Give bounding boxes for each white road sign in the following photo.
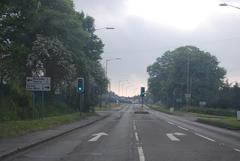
[26,77,51,91]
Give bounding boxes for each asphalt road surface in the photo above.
[4,104,240,161]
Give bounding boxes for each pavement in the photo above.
[1,104,240,161]
[0,109,116,160]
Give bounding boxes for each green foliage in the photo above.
[0,112,95,138]
[0,0,108,121]
[197,117,240,130]
[147,46,226,107]
[180,107,236,117]
[213,82,240,109]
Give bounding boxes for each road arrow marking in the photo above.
[167,133,180,141]
[166,132,186,141]
[174,132,186,136]
[88,132,108,142]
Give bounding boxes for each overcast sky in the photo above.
[74,0,240,96]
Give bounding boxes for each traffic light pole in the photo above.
[79,93,84,116]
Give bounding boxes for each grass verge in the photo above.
[197,117,240,130]
[94,103,121,111]
[148,104,240,130]
[0,112,95,139]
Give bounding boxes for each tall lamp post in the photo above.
[125,85,135,97]
[219,3,240,10]
[118,80,128,96]
[105,58,121,79]
[105,58,121,104]
[95,27,115,31]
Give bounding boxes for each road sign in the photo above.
[26,77,51,91]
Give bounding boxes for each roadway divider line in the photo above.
[234,148,240,152]
[133,120,137,131]
[194,133,216,142]
[138,146,146,161]
[177,125,189,131]
[135,132,139,142]
[167,121,175,125]
[133,124,137,131]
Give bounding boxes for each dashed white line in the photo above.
[166,133,180,141]
[167,121,175,125]
[138,146,146,161]
[177,125,189,131]
[195,133,216,142]
[234,148,240,152]
[135,132,139,142]
[133,120,137,131]
[133,125,136,131]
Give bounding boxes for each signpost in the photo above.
[26,77,51,91]
[26,77,51,119]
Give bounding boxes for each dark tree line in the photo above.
[147,46,240,109]
[0,0,108,120]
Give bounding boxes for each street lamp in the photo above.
[125,85,135,97]
[95,27,115,31]
[219,3,240,10]
[121,81,131,96]
[105,58,121,77]
[118,80,128,96]
[105,58,121,100]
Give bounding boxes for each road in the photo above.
[4,104,240,161]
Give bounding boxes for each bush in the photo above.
[180,107,236,117]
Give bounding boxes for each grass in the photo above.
[94,104,112,111]
[148,104,240,130]
[149,104,182,115]
[197,117,240,130]
[0,112,95,139]
[94,103,121,111]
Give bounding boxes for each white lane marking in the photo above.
[88,132,108,142]
[234,148,240,152]
[194,133,216,142]
[174,132,185,136]
[167,121,175,125]
[177,126,189,131]
[133,120,137,131]
[138,147,146,161]
[135,132,139,142]
[166,133,180,141]
[133,124,137,131]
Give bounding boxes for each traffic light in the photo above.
[140,87,145,97]
[77,78,84,93]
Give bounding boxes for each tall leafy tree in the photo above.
[147,46,226,107]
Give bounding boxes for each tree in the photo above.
[147,46,226,107]
[0,0,108,119]
[27,35,75,91]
